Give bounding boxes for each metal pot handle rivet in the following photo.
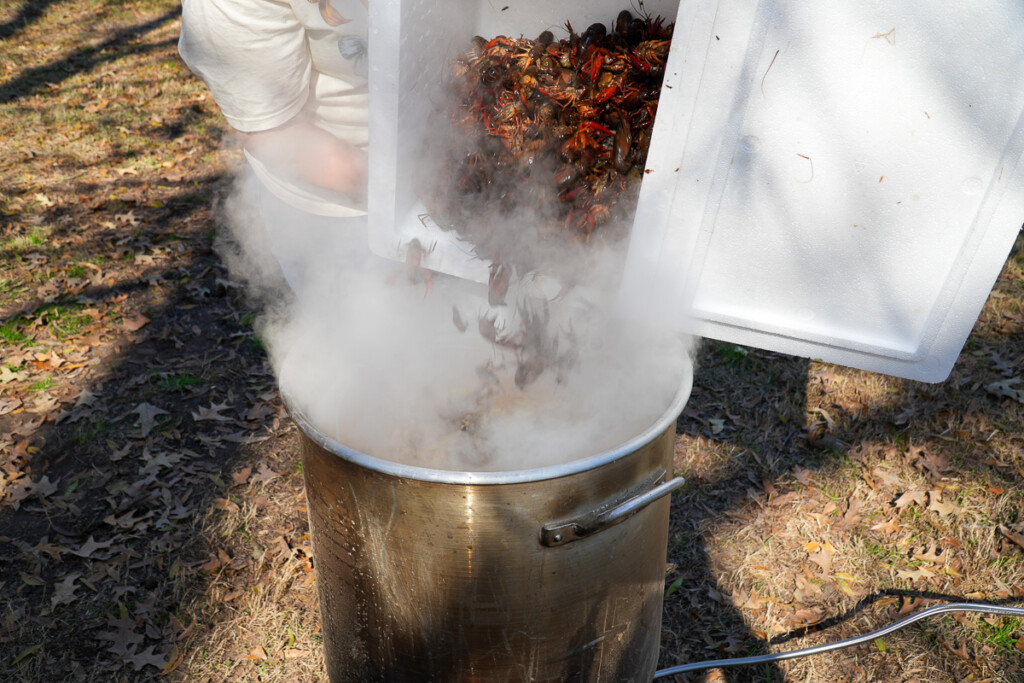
[540,476,685,547]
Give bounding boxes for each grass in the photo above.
[27,376,57,393]
[0,276,27,302]
[2,227,50,253]
[0,1,1022,682]
[34,302,94,340]
[153,371,201,393]
[73,418,113,445]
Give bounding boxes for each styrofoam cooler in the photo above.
[367,0,1024,382]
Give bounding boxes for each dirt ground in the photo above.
[1,2,1023,682]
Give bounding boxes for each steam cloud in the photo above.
[217,39,693,473]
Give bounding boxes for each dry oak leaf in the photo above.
[805,540,835,575]
[916,449,955,482]
[69,536,115,559]
[792,468,814,486]
[871,517,901,536]
[231,465,253,487]
[895,490,927,509]
[50,573,81,609]
[896,566,935,582]
[836,498,864,530]
[124,644,168,672]
[120,313,150,332]
[251,462,280,485]
[941,638,971,660]
[246,646,269,661]
[132,403,168,437]
[191,401,232,422]
[927,490,959,517]
[870,467,902,489]
[786,606,826,626]
[912,545,946,564]
[998,525,1024,551]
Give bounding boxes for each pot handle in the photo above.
[540,474,685,547]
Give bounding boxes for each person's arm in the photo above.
[236,122,367,197]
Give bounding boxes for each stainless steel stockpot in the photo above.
[286,365,692,683]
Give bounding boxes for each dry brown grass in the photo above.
[1,1,1022,681]
[172,441,327,682]
[662,245,1024,681]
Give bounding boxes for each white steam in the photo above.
[220,149,693,473]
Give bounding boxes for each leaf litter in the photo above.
[0,1,1023,682]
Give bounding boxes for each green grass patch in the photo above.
[0,318,33,346]
[3,226,50,253]
[716,343,751,368]
[73,418,113,445]
[67,264,88,279]
[0,277,27,301]
[28,376,57,393]
[38,302,92,340]
[154,372,200,393]
[975,617,1022,652]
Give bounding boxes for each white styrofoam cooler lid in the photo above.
[368,0,1024,383]
[620,0,1024,382]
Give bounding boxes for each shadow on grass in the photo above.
[0,6,181,105]
[662,248,1024,683]
[0,0,63,42]
[0,171,292,680]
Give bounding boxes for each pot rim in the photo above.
[282,361,692,485]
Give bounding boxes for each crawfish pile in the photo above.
[427,10,672,279]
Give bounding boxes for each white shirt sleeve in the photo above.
[178,0,311,132]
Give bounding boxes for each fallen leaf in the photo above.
[120,313,150,332]
[0,366,28,384]
[251,462,280,485]
[124,644,168,671]
[895,490,927,509]
[68,536,114,559]
[0,396,23,416]
[12,643,43,665]
[895,597,928,616]
[999,525,1024,551]
[912,545,946,564]
[50,573,81,609]
[231,466,253,486]
[213,498,240,513]
[896,566,936,582]
[30,475,58,500]
[787,606,825,626]
[915,449,955,482]
[927,490,959,517]
[161,646,184,675]
[792,468,814,486]
[871,517,901,536]
[809,542,835,575]
[941,638,971,660]
[132,403,168,437]
[20,571,45,586]
[244,403,276,422]
[191,401,232,422]
[837,498,864,529]
[247,646,268,660]
[984,378,1024,403]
